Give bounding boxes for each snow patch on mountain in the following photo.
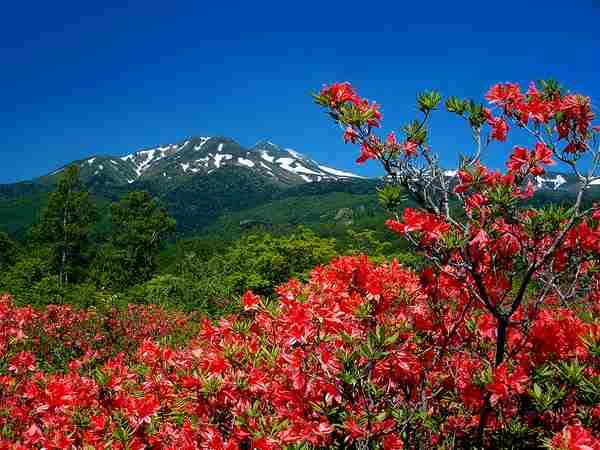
[318,165,363,178]
[535,174,566,190]
[260,151,275,163]
[214,153,233,169]
[194,137,211,151]
[238,158,255,167]
[285,148,304,160]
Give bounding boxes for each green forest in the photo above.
[0,165,414,314]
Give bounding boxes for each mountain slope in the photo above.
[0,136,373,236]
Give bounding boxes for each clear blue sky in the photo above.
[1,0,598,183]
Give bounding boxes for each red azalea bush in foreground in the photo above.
[1,80,600,448]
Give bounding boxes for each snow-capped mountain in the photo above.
[43,136,363,188]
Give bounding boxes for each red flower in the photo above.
[356,141,381,163]
[320,82,357,107]
[242,290,261,311]
[343,126,359,144]
[486,82,524,113]
[488,117,509,141]
[549,423,600,450]
[403,140,418,157]
[507,146,530,173]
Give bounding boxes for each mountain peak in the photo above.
[39,135,364,188]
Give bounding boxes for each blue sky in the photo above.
[1,1,598,183]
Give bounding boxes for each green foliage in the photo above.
[417,90,442,112]
[109,191,176,285]
[125,274,225,315]
[173,228,337,301]
[377,185,407,214]
[0,231,16,269]
[31,165,97,285]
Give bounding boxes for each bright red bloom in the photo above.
[403,140,418,156]
[549,424,600,450]
[242,290,261,311]
[488,116,509,141]
[507,146,530,173]
[319,82,357,107]
[343,126,359,144]
[486,82,524,112]
[356,141,381,163]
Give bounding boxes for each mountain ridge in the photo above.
[30,136,364,191]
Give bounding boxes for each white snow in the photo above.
[276,157,321,175]
[318,165,362,178]
[237,157,255,167]
[119,141,186,178]
[535,174,567,190]
[98,165,103,170]
[444,170,458,177]
[111,160,118,165]
[87,158,96,165]
[194,137,211,151]
[181,163,190,172]
[214,153,232,168]
[300,175,313,182]
[285,148,304,160]
[217,143,224,152]
[590,177,600,185]
[127,179,135,184]
[260,151,275,163]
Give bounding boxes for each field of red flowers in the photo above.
[1,253,599,449]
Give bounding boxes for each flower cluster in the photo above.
[314,80,600,447]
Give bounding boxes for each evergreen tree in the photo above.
[32,165,96,285]
[109,191,176,285]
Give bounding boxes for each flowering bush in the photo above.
[1,80,600,448]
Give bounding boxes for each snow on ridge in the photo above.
[181,163,190,172]
[260,151,275,163]
[194,137,211,151]
[300,174,313,182]
[276,157,320,176]
[238,158,255,167]
[285,148,304,160]
[318,165,362,178]
[214,153,232,169]
[444,170,458,177]
[87,157,96,165]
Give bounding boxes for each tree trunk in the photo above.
[477,316,509,446]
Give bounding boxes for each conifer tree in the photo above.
[33,165,96,285]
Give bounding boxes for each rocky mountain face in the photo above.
[36,136,363,192]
